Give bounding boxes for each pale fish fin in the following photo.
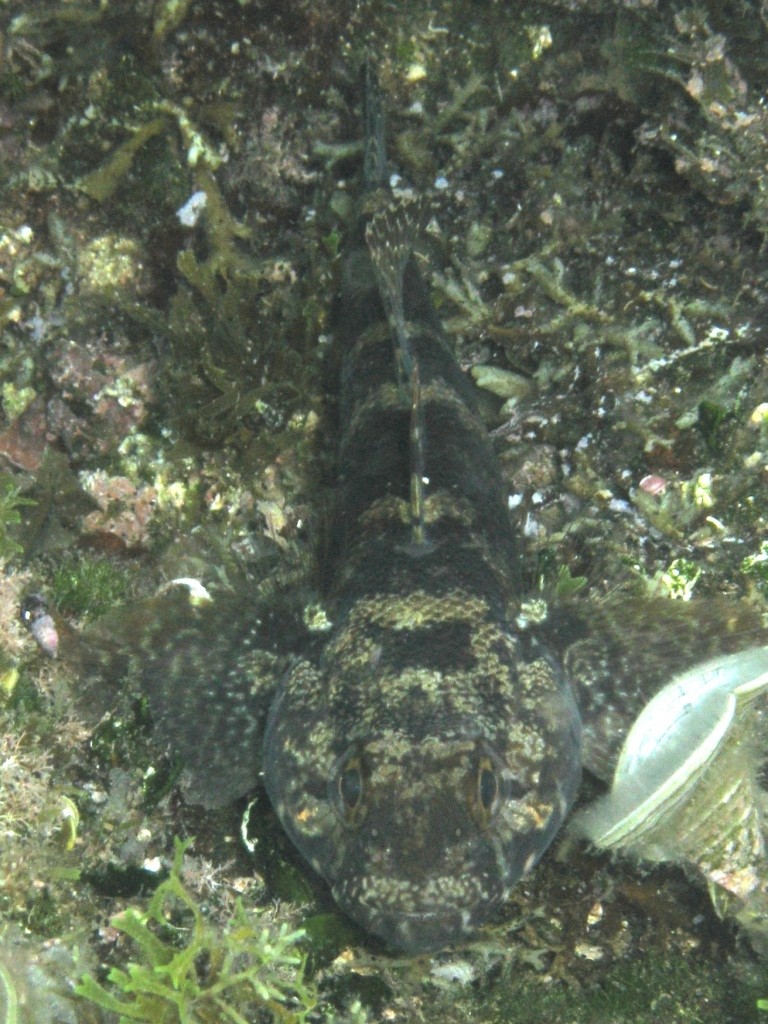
[365,198,427,382]
[366,198,432,553]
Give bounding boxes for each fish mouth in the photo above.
[336,888,482,953]
[367,907,477,954]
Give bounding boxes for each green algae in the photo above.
[151,0,195,47]
[741,542,768,597]
[51,552,135,621]
[77,118,169,203]
[0,475,35,560]
[76,838,315,1024]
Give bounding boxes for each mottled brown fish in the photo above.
[22,64,768,955]
[261,64,582,952]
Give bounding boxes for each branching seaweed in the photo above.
[0,473,35,561]
[76,838,315,1024]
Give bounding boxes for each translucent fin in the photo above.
[552,595,768,781]
[365,198,432,552]
[115,589,285,807]
[365,199,426,383]
[362,59,387,192]
[21,585,290,808]
[572,644,768,956]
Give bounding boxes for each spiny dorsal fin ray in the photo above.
[365,198,433,553]
[408,355,433,553]
[362,59,387,192]
[365,197,428,383]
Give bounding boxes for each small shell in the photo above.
[574,645,768,951]
[575,647,768,851]
[19,593,59,658]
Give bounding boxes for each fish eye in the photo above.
[478,758,498,812]
[335,753,366,823]
[468,753,505,831]
[340,762,362,809]
[466,749,520,827]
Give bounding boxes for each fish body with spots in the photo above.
[262,67,582,951]
[23,66,768,955]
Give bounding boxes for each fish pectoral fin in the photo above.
[21,584,288,807]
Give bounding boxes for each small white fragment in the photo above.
[176,190,207,227]
[608,498,631,514]
[430,960,477,985]
[523,512,540,538]
[586,901,604,927]
[406,63,427,83]
[575,942,605,962]
[241,797,259,854]
[163,578,213,605]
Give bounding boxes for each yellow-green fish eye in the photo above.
[466,753,501,827]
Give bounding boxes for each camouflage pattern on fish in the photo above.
[261,64,582,951]
[21,64,768,955]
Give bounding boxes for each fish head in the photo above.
[263,655,581,952]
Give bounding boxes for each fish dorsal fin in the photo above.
[408,355,432,553]
[365,198,426,382]
[365,199,433,554]
[362,59,387,192]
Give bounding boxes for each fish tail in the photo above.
[333,64,520,594]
